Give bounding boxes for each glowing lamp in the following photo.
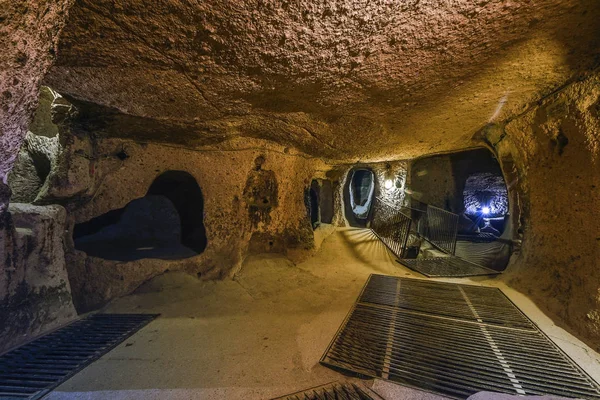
[482,206,490,215]
[384,179,393,190]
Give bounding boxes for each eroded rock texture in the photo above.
[0,0,75,353]
[0,203,76,353]
[2,0,600,353]
[57,134,323,311]
[44,0,600,160]
[488,70,600,348]
[0,0,73,199]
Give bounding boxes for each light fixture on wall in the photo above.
[384,179,394,190]
[482,206,490,215]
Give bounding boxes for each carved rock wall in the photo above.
[490,70,600,349]
[0,203,76,353]
[57,137,323,312]
[0,1,73,200]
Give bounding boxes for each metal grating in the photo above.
[425,206,459,255]
[399,256,501,278]
[457,232,499,243]
[454,240,509,272]
[358,275,531,329]
[371,197,412,259]
[321,275,600,399]
[0,313,158,400]
[271,381,384,400]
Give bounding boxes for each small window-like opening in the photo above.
[73,171,206,261]
[350,169,374,219]
[343,168,375,227]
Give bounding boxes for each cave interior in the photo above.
[1,1,600,399]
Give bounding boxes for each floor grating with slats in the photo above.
[456,233,499,243]
[399,256,500,277]
[0,313,158,400]
[321,275,600,399]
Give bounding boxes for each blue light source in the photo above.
[482,206,490,215]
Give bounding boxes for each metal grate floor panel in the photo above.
[456,232,499,243]
[321,275,600,399]
[399,256,500,277]
[0,313,158,400]
[358,275,532,329]
[271,381,384,400]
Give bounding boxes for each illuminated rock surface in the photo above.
[1,0,600,379]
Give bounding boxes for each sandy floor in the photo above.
[48,227,600,399]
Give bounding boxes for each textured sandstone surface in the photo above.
[0,203,76,353]
[44,0,600,160]
[0,0,73,204]
[57,135,325,311]
[490,70,600,349]
[2,0,600,357]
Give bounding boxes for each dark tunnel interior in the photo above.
[74,171,206,261]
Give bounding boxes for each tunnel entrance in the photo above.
[74,171,206,261]
[306,179,334,229]
[463,172,509,237]
[409,148,509,238]
[146,171,207,253]
[319,179,334,224]
[344,169,375,227]
[406,148,512,272]
[309,180,320,229]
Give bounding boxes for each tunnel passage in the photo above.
[463,172,509,236]
[309,180,320,229]
[74,171,206,261]
[344,169,375,227]
[409,148,509,237]
[407,148,512,271]
[319,179,334,224]
[147,171,207,253]
[454,150,509,238]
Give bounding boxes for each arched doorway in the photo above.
[319,179,334,224]
[343,168,375,227]
[147,171,207,253]
[74,171,206,261]
[463,171,509,236]
[309,180,320,229]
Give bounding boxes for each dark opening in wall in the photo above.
[73,171,206,261]
[309,180,320,229]
[463,172,509,235]
[29,151,52,184]
[408,148,512,271]
[409,148,509,235]
[147,171,207,253]
[343,168,375,227]
[319,179,334,224]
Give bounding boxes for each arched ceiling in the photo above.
[45,0,600,161]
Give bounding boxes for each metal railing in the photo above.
[425,205,459,255]
[371,197,459,258]
[371,197,412,259]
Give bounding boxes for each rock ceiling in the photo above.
[45,0,600,161]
